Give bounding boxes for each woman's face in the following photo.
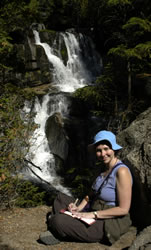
[95,143,115,165]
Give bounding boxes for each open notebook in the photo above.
[60,209,96,225]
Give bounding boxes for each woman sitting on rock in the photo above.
[39,130,133,245]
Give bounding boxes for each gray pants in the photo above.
[48,192,105,243]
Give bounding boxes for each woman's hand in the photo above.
[68,202,79,213]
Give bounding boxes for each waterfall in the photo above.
[23,30,102,194]
[33,30,92,93]
[23,94,70,194]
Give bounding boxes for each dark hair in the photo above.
[95,140,112,148]
[95,140,120,156]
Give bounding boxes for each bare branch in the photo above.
[24,158,42,171]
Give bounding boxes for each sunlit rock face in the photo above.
[118,107,151,228]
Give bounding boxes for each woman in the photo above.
[39,130,133,245]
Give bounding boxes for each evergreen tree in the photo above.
[108,17,151,109]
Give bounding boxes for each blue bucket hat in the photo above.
[91,130,122,150]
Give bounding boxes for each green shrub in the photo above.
[0,83,36,208]
[15,180,46,208]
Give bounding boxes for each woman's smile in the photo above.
[96,144,115,166]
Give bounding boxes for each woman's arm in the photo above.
[96,167,132,218]
[72,167,132,219]
[68,196,89,212]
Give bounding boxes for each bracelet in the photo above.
[93,211,98,219]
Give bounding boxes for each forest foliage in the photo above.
[0,0,151,207]
[0,0,150,106]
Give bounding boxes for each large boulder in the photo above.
[117,107,151,229]
[45,112,69,161]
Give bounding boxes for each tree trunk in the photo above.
[127,61,132,110]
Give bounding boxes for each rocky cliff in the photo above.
[118,107,151,229]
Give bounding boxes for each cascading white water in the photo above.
[24,94,70,194]
[23,30,102,194]
[33,30,91,93]
[61,32,92,84]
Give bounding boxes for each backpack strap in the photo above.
[97,162,124,194]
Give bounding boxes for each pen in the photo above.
[74,198,79,205]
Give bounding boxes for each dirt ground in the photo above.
[0,205,137,250]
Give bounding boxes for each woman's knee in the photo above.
[49,214,66,232]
